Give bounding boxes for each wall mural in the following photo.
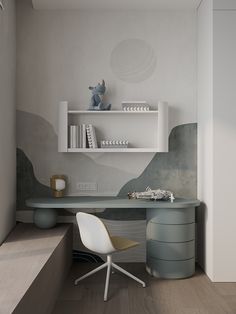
[17,110,197,262]
[16,3,198,262]
[16,110,151,198]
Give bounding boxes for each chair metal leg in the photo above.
[112,262,146,287]
[104,255,112,301]
[74,256,145,302]
[74,262,108,285]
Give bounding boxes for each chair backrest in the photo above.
[76,212,115,254]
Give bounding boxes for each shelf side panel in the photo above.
[157,102,169,152]
[58,101,68,152]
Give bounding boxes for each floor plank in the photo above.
[52,263,236,314]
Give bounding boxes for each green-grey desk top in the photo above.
[26,196,200,211]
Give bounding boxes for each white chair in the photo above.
[75,212,146,301]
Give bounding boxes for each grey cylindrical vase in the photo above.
[33,208,58,229]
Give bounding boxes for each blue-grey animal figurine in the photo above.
[88,80,112,111]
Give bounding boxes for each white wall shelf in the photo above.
[67,148,160,153]
[68,110,159,114]
[32,0,202,11]
[58,101,168,153]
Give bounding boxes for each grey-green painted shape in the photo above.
[147,222,195,242]
[17,148,51,210]
[98,123,197,221]
[17,148,71,216]
[119,123,197,198]
[26,196,200,210]
[147,207,195,224]
[146,257,195,279]
[147,240,195,260]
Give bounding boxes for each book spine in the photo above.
[69,126,73,148]
[76,126,79,148]
[82,124,86,148]
[79,125,82,148]
[86,124,93,148]
[69,125,79,148]
[90,125,98,148]
[85,124,98,149]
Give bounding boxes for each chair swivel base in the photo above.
[74,255,146,301]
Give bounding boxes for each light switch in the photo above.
[76,182,97,192]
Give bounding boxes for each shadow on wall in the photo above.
[196,202,206,269]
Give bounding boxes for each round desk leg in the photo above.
[33,208,58,229]
[146,207,195,279]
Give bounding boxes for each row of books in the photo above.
[69,124,98,149]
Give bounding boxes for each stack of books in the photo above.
[122,101,150,111]
[69,124,97,149]
[100,140,128,148]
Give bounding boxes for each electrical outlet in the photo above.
[76,182,97,191]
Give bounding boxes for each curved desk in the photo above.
[26,196,200,279]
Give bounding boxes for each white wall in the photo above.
[16,0,197,196]
[0,0,16,244]
[214,0,236,9]
[197,0,213,279]
[198,0,236,281]
[213,8,236,282]
[17,1,197,133]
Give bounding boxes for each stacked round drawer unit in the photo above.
[146,207,195,279]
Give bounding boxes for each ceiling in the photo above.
[32,0,202,10]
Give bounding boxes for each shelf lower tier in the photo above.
[68,110,159,114]
[67,148,160,153]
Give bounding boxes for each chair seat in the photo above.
[111,236,139,251]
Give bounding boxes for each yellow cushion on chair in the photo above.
[110,236,139,251]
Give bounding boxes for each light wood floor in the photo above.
[52,263,236,314]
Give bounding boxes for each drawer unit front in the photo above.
[146,257,195,279]
[147,240,195,261]
[147,222,195,242]
[147,207,195,225]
